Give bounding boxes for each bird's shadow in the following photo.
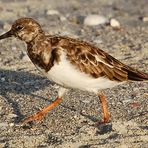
[0,68,98,125]
[0,69,146,126]
[0,69,52,123]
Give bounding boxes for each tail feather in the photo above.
[122,66,148,81]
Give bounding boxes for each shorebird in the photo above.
[0,18,148,124]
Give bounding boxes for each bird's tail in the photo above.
[123,66,148,81]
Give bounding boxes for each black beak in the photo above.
[0,30,13,40]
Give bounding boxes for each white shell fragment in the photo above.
[110,18,120,28]
[46,9,59,15]
[141,16,148,22]
[84,15,108,26]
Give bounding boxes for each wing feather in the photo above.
[60,38,128,81]
[50,36,148,82]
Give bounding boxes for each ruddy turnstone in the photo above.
[0,18,148,124]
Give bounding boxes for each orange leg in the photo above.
[21,96,62,124]
[98,92,110,124]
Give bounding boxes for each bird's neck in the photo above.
[29,31,46,44]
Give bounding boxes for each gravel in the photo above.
[0,0,148,148]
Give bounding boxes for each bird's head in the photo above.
[0,18,44,43]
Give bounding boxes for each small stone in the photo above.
[9,123,15,127]
[52,84,59,89]
[84,15,108,26]
[81,99,91,104]
[46,9,59,15]
[144,93,148,97]
[97,123,112,135]
[1,77,5,82]
[110,18,120,28]
[8,113,18,118]
[140,16,148,22]
[60,16,67,22]
[73,115,78,119]
[122,99,131,104]
[133,88,139,92]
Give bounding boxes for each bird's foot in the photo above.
[96,112,110,125]
[20,96,62,125]
[20,111,46,124]
[96,119,109,125]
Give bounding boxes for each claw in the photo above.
[20,96,62,124]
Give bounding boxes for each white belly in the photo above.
[41,51,119,93]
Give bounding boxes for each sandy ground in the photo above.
[0,0,148,147]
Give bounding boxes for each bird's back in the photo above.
[47,35,148,82]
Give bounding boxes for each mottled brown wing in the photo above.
[49,36,148,81]
[60,37,128,81]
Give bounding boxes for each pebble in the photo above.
[46,9,59,15]
[84,15,108,26]
[1,77,5,82]
[81,99,91,104]
[8,113,18,118]
[133,88,139,92]
[140,16,148,22]
[73,115,78,119]
[110,18,120,28]
[9,123,15,127]
[60,16,67,22]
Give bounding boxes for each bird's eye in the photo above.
[16,25,23,30]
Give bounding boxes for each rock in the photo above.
[60,16,67,22]
[110,18,120,28]
[8,113,18,118]
[46,9,59,15]
[140,16,148,22]
[1,77,5,82]
[81,99,91,104]
[84,15,108,26]
[9,123,15,127]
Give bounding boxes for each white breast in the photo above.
[39,50,119,93]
